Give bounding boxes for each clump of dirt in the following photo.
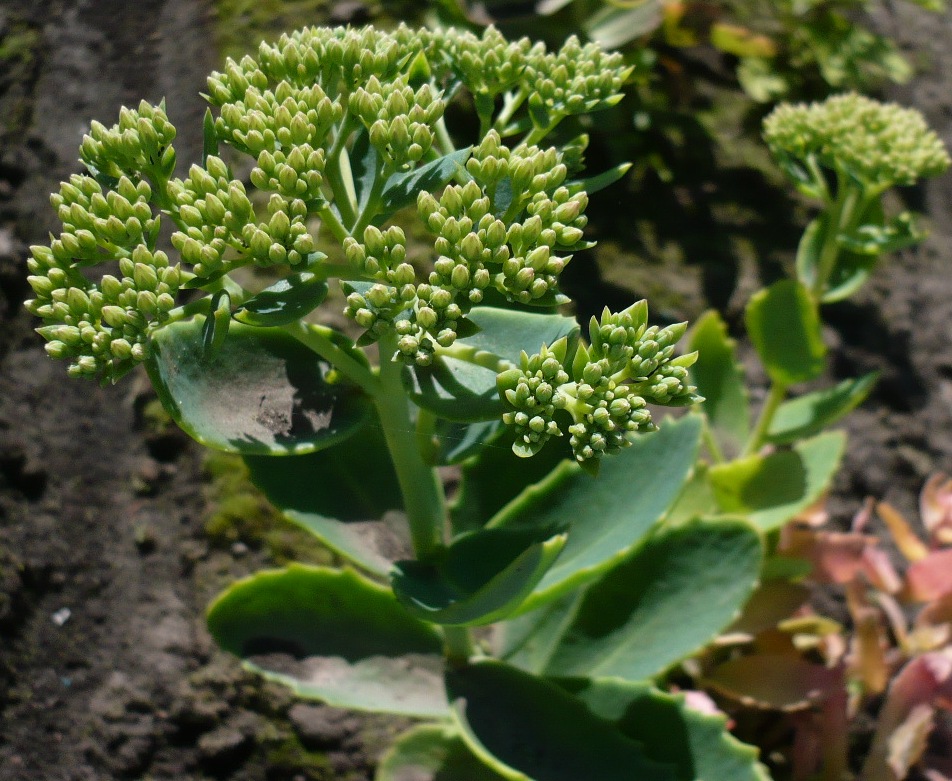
[0,1,951,780]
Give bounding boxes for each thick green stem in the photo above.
[443,626,476,666]
[350,161,389,238]
[325,116,359,229]
[812,173,862,301]
[318,205,351,243]
[742,381,787,457]
[374,331,445,559]
[493,88,528,135]
[283,320,379,396]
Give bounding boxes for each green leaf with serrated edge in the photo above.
[147,317,370,455]
[688,311,750,456]
[745,280,825,386]
[376,724,508,781]
[451,427,572,534]
[392,529,567,627]
[380,148,472,217]
[558,678,770,781]
[233,271,329,327]
[708,431,845,532]
[244,418,405,576]
[541,518,762,680]
[404,357,501,422]
[566,162,632,196]
[490,415,701,612]
[446,660,675,781]
[350,127,379,213]
[766,373,877,445]
[207,565,447,717]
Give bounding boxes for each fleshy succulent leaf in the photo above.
[207,565,447,717]
[147,317,369,454]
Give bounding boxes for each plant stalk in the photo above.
[742,381,787,456]
[374,331,445,559]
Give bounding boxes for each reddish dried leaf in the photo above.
[862,651,952,781]
[727,581,810,638]
[878,502,930,562]
[862,546,903,594]
[705,654,840,711]
[780,527,877,584]
[906,549,952,602]
[887,704,934,780]
[916,591,952,630]
[921,473,952,547]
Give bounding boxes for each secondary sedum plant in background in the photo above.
[22,19,951,781]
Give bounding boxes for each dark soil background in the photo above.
[0,1,950,779]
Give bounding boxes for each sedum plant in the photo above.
[25,23,772,781]
[24,18,951,780]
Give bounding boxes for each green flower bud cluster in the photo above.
[45,174,159,262]
[342,223,463,367]
[349,77,444,170]
[79,100,176,181]
[250,143,326,205]
[499,343,570,457]
[254,25,402,91]
[498,303,700,464]
[441,26,536,102]
[27,199,180,382]
[214,77,342,157]
[526,35,631,120]
[423,131,587,304]
[170,156,316,277]
[763,93,951,191]
[342,225,417,340]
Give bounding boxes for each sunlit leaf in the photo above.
[540,518,762,680]
[490,416,702,611]
[244,418,406,576]
[207,565,447,717]
[745,280,825,386]
[689,311,749,456]
[766,373,877,445]
[234,270,329,327]
[380,148,471,217]
[708,431,845,532]
[392,529,567,627]
[147,317,369,454]
[376,724,508,781]
[560,678,770,781]
[446,660,674,781]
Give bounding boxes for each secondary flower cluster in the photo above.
[26,173,180,381]
[169,156,316,278]
[498,302,701,464]
[763,93,951,192]
[343,131,590,366]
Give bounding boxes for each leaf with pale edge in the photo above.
[207,565,447,717]
[147,317,369,454]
